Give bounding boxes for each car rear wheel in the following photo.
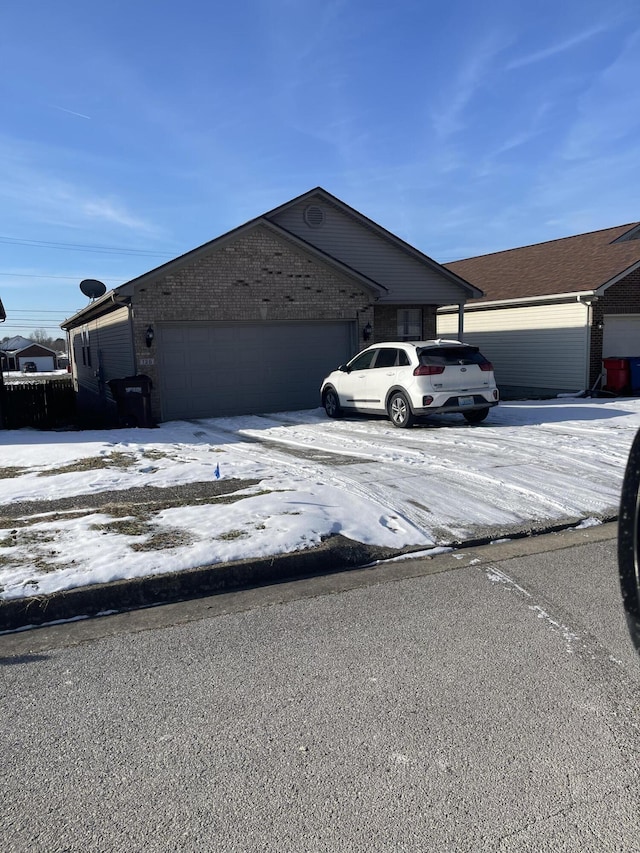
[323,388,342,419]
[388,392,414,428]
[463,408,490,424]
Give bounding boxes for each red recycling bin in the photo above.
[603,357,630,393]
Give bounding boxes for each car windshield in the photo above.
[418,346,489,367]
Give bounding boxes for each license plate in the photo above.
[458,396,474,406]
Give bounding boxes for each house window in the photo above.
[76,332,86,367]
[397,309,422,341]
[81,327,91,367]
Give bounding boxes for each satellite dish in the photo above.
[80,279,107,300]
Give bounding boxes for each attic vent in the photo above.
[304,205,325,228]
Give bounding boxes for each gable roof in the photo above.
[445,222,640,304]
[1,335,37,352]
[62,216,389,329]
[265,187,482,299]
[63,188,481,329]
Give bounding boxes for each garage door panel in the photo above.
[158,321,354,421]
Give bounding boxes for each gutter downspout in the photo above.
[578,294,598,390]
[116,295,137,375]
[457,304,464,341]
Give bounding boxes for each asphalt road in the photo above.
[1,525,640,852]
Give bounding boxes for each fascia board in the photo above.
[437,290,597,313]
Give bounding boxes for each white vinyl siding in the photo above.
[72,307,134,396]
[438,301,590,392]
[96,308,135,381]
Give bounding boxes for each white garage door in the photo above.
[158,321,356,421]
[602,315,640,358]
[20,356,55,372]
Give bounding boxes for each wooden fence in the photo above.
[0,378,76,430]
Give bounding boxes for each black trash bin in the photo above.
[108,375,153,427]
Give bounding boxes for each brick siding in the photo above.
[131,226,375,418]
[590,268,640,385]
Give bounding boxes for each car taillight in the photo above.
[480,362,493,371]
[413,365,445,376]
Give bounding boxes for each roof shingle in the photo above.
[445,223,640,303]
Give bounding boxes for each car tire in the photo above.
[388,392,414,428]
[464,408,490,424]
[618,427,640,652]
[323,388,342,419]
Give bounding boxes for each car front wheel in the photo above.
[323,388,342,419]
[463,407,490,424]
[388,392,414,428]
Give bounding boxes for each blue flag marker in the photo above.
[215,463,220,479]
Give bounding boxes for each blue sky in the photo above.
[1,0,639,339]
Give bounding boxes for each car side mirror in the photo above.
[618,428,640,653]
[338,364,350,373]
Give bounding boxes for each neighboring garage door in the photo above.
[158,321,356,421]
[602,314,640,358]
[19,356,55,372]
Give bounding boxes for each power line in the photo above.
[0,234,178,257]
[1,324,67,330]
[2,319,74,329]
[0,272,123,281]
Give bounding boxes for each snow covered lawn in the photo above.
[1,397,639,601]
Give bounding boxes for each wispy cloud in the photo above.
[82,199,157,231]
[477,101,551,175]
[506,24,608,70]
[50,104,91,120]
[430,32,510,139]
[0,137,162,238]
[561,29,640,160]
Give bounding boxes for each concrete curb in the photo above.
[0,535,404,633]
[0,514,619,633]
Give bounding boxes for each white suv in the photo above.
[320,339,499,428]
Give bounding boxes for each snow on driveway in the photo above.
[1,397,638,600]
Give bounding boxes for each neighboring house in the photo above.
[61,187,481,424]
[438,223,640,397]
[0,336,57,372]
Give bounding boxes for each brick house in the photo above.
[0,336,57,372]
[62,187,480,424]
[438,223,640,397]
